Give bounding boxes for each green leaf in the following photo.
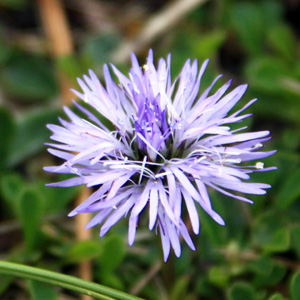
[28,280,58,300]
[252,212,290,253]
[17,188,44,252]
[0,173,24,216]
[7,108,60,167]
[56,54,83,85]
[275,168,300,209]
[66,240,102,263]
[80,33,120,67]
[253,263,286,287]
[0,0,28,9]
[244,56,289,95]
[0,36,11,65]
[268,294,285,300]
[248,256,273,277]
[290,270,300,300]
[266,24,296,61]
[291,225,300,258]
[265,228,290,253]
[98,235,125,273]
[37,178,80,213]
[170,276,190,300]
[0,108,15,170]
[228,2,264,55]
[208,266,230,288]
[0,274,13,294]
[0,54,58,101]
[192,30,226,62]
[227,282,257,300]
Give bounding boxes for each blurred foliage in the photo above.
[0,0,299,299]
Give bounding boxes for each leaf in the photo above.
[265,228,290,253]
[0,0,28,9]
[56,54,83,85]
[66,240,102,263]
[17,188,44,252]
[275,168,300,209]
[0,274,13,295]
[266,24,296,61]
[7,108,60,167]
[37,178,80,213]
[0,173,24,216]
[0,54,58,101]
[192,30,227,62]
[169,276,190,300]
[227,282,257,300]
[290,270,300,300]
[244,56,289,95]
[253,263,286,287]
[80,33,120,67]
[0,108,15,170]
[228,2,264,55]
[248,256,273,277]
[268,294,285,300]
[28,280,58,300]
[208,266,230,288]
[291,225,300,259]
[252,211,290,253]
[98,235,125,273]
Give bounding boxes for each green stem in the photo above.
[0,261,145,300]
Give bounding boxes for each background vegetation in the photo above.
[0,0,299,299]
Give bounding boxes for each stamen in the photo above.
[256,162,264,169]
[139,156,148,184]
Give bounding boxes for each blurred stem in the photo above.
[75,188,93,283]
[112,0,209,64]
[0,261,145,300]
[37,0,74,104]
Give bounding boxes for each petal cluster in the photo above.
[45,50,276,261]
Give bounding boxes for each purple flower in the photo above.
[45,50,276,261]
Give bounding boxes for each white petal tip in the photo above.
[68,211,77,217]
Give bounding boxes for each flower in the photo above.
[45,50,276,261]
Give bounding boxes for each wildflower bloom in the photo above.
[45,50,276,261]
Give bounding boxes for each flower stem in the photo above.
[0,261,145,300]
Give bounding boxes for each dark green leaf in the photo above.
[0,173,24,215]
[28,280,58,300]
[0,108,15,170]
[275,168,300,209]
[0,274,14,295]
[98,235,125,273]
[17,188,44,251]
[0,54,58,101]
[7,108,60,167]
[66,240,102,263]
[268,294,285,300]
[228,2,264,55]
[244,57,289,95]
[80,33,120,67]
[252,211,290,253]
[56,54,84,85]
[290,270,300,300]
[227,282,257,300]
[192,30,226,62]
[0,0,28,9]
[208,266,230,288]
[266,24,295,61]
[291,225,300,259]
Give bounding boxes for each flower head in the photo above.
[45,50,276,261]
